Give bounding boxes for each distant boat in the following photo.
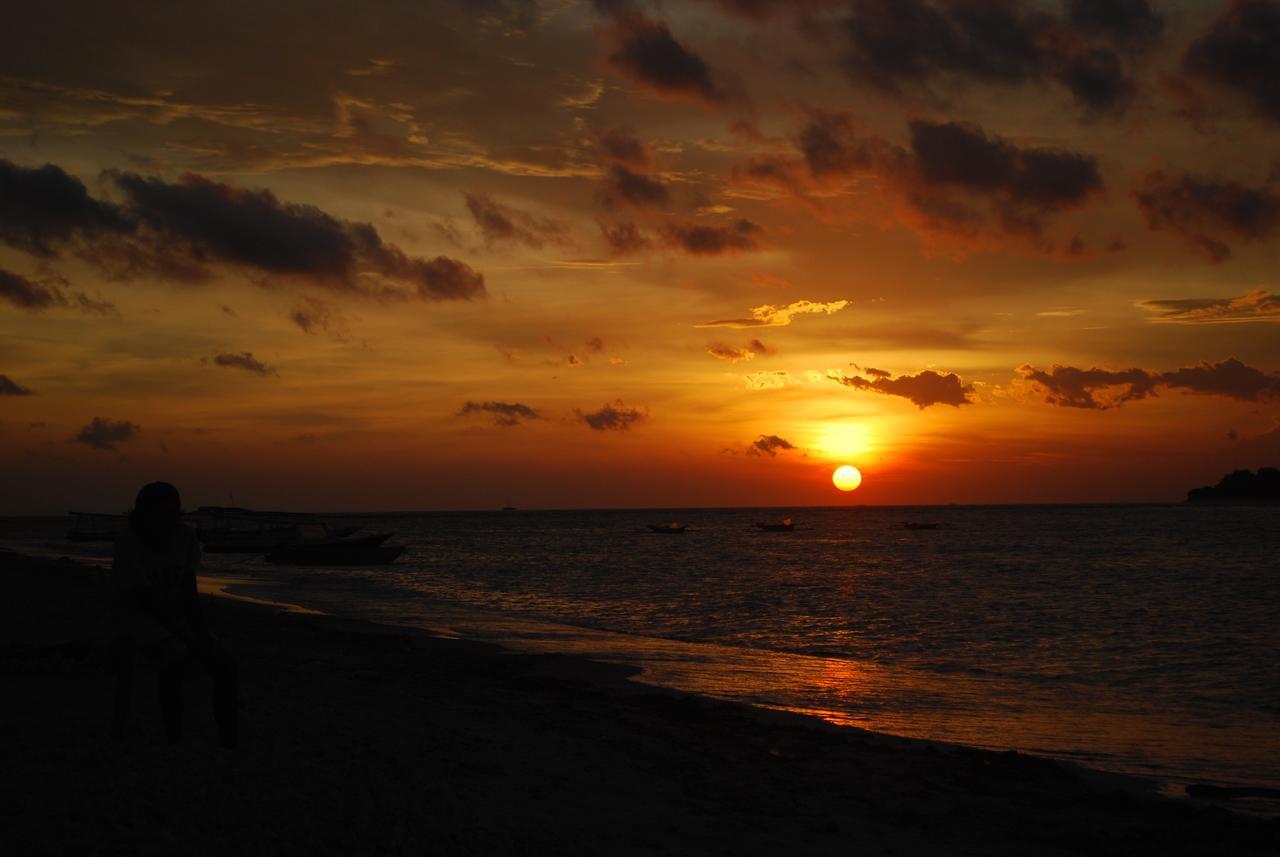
[66,511,127,542]
[265,540,404,566]
[756,517,795,532]
[902,522,939,530]
[647,523,686,534]
[501,506,518,511]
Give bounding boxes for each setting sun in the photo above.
[832,465,862,492]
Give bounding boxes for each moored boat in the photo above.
[756,518,794,532]
[194,507,360,552]
[647,523,686,534]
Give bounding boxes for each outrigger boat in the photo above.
[647,522,686,534]
[755,518,795,532]
[192,507,359,553]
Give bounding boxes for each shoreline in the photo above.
[209,566,1276,800]
[3,548,1277,855]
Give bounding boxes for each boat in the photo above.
[66,511,127,542]
[902,522,939,530]
[264,540,405,565]
[647,523,686,534]
[756,518,795,532]
[193,507,360,553]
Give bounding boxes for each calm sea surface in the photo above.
[6,504,1278,795]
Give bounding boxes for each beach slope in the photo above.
[1,552,1274,856]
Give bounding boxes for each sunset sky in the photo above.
[2,0,1279,512]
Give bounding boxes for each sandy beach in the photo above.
[2,549,1274,856]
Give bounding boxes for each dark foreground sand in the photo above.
[1,550,1275,856]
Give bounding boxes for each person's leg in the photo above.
[157,657,186,744]
[109,636,136,740]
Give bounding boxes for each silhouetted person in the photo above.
[110,482,238,747]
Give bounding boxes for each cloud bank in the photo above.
[829,367,974,408]
[1018,357,1280,409]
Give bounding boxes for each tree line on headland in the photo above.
[1187,468,1280,503]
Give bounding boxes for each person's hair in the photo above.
[129,482,182,551]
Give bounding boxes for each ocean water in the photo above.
[6,504,1278,796]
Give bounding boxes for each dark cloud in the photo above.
[0,160,486,301]
[842,0,1046,92]
[747,434,797,456]
[1139,289,1280,324]
[112,171,484,299]
[288,296,338,335]
[768,112,1103,241]
[707,338,774,362]
[1066,0,1162,42]
[798,108,895,179]
[602,164,670,209]
[586,337,606,353]
[1016,364,1156,409]
[1132,170,1280,263]
[707,342,747,361]
[591,0,638,16]
[469,0,541,31]
[829,367,974,408]
[577,400,647,430]
[212,352,276,376]
[0,374,34,396]
[0,268,61,309]
[606,13,724,105]
[598,219,653,255]
[909,120,1103,214]
[392,255,485,301]
[458,400,542,427]
[1057,48,1133,115]
[1018,357,1280,409]
[74,416,139,450]
[839,0,1153,115]
[1184,0,1280,123]
[1159,358,1280,402]
[0,159,132,257]
[464,192,568,248]
[661,219,762,255]
[0,266,117,315]
[85,234,213,284]
[704,0,838,21]
[593,126,654,170]
[731,155,810,197]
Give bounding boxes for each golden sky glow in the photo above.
[1,1,1279,512]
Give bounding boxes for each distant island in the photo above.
[1187,468,1280,503]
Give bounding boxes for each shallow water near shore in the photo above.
[6,503,1278,798]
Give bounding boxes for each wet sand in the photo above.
[2,550,1275,856]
